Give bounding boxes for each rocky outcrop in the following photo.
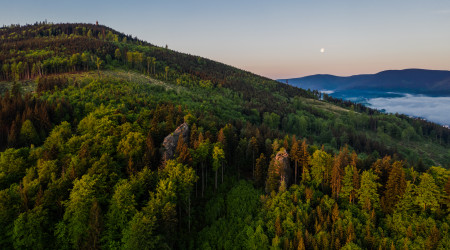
[275,148,292,186]
[162,123,190,161]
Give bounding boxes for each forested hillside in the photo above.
[0,22,449,249]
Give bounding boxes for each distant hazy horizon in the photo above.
[2,0,450,79]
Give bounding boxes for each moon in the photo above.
[320,48,325,53]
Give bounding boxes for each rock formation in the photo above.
[275,148,292,186]
[162,122,190,162]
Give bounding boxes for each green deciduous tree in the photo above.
[117,132,145,174]
[309,149,332,188]
[263,112,280,130]
[103,179,138,249]
[95,57,103,76]
[13,205,49,250]
[55,174,99,249]
[121,211,160,249]
[19,119,40,146]
[246,225,269,250]
[0,148,28,189]
[194,139,210,197]
[160,160,197,232]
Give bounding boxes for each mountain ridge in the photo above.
[279,68,450,95]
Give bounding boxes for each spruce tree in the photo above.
[290,137,300,184]
[255,153,267,188]
[341,165,356,203]
[382,161,406,213]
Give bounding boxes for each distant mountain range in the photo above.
[278,69,450,96]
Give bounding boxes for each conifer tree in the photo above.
[341,165,356,203]
[395,181,416,213]
[445,176,450,206]
[331,157,343,199]
[255,153,267,188]
[350,151,358,168]
[300,139,310,183]
[331,146,350,198]
[265,156,279,193]
[146,57,151,75]
[275,215,282,236]
[144,132,156,167]
[189,123,198,148]
[290,137,300,184]
[346,222,355,243]
[382,161,406,213]
[371,155,391,193]
[249,137,258,178]
[176,135,192,165]
[217,127,228,177]
[331,203,339,223]
[86,199,102,249]
[152,57,156,75]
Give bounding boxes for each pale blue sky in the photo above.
[1,0,450,79]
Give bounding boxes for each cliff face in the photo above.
[275,148,291,186]
[162,123,190,162]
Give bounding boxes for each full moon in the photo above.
[320,48,325,53]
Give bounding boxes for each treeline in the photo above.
[0,38,116,81]
[0,22,137,44]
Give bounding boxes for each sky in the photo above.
[1,0,450,79]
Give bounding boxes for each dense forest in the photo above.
[0,22,449,249]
